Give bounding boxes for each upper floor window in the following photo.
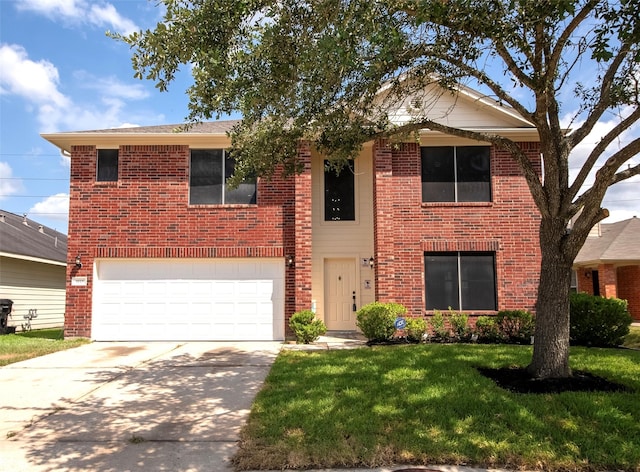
[324,160,355,221]
[421,146,491,202]
[97,149,118,182]
[189,149,256,205]
[425,251,497,311]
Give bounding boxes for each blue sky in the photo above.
[0,0,638,234]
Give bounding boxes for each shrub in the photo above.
[289,310,327,344]
[474,316,502,343]
[356,302,406,341]
[570,292,632,347]
[449,311,472,341]
[497,310,535,344]
[429,310,451,342]
[405,317,427,343]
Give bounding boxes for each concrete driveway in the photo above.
[0,341,282,471]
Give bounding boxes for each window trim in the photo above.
[96,148,119,183]
[322,159,358,223]
[189,149,257,206]
[424,251,497,311]
[421,146,492,203]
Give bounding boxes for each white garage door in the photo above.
[92,258,285,341]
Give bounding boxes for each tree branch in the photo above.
[570,106,640,199]
[568,41,633,148]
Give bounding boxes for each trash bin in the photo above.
[0,299,14,334]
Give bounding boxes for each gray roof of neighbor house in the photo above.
[574,216,640,265]
[0,211,67,265]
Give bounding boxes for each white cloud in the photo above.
[28,193,70,222]
[0,44,70,108]
[16,0,139,35]
[0,162,24,200]
[74,70,150,100]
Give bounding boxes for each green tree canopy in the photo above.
[116,0,640,378]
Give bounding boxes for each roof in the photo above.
[0,211,67,265]
[41,120,241,153]
[574,217,640,266]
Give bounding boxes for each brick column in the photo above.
[598,264,618,298]
[290,142,313,320]
[372,139,395,301]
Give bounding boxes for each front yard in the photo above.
[234,344,640,471]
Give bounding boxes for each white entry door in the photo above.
[324,258,357,330]
[92,258,284,341]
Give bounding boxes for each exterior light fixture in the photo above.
[75,255,82,269]
[369,257,375,269]
[286,255,294,268]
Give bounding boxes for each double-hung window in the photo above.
[324,160,355,221]
[421,146,491,202]
[97,149,119,182]
[189,149,256,205]
[425,252,497,311]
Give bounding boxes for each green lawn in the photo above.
[234,344,640,471]
[0,329,89,366]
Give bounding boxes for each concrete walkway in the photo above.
[1,341,281,471]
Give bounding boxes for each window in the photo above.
[189,149,256,205]
[421,146,491,202]
[324,160,355,221]
[425,252,496,310]
[97,149,118,182]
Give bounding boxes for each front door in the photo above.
[324,258,357,330]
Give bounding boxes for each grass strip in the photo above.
[0,329,89,366]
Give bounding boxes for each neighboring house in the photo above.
[573,216,640,321]
[42,85,542,341]
[0,211,67,331]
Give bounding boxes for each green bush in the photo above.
[356,302,406,341]
[450,311,471,341]
[570,292,632,347]
[405,317,427,343]
[289,310,327,344]
[429,310,451,342]
[497,310,535,344]
[474,316,502,343]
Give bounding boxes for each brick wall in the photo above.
[372,140,542,319]
[617,265,640,321]
[65,144,296,337]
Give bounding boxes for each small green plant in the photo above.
[356,302,406,341]
[570,293,632,347]
[128,434,146,444]
[289,310,327,344]
[474,316,502,343]
[405,317,427,343]
[429,310,451,342]
[449,310,471,341]
[497,310,535,344]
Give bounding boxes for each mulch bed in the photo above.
[478,366,632,394]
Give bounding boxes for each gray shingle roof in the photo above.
[0,211,67,264]
[73,120,240,134]
[575,217,640,265]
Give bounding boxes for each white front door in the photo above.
[324,258,357,330]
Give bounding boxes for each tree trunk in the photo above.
[527,218,573,379]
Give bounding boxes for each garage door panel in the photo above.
[93,258,284,341]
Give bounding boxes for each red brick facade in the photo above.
[372,140,542,318]
[64,137,542,338]
[64,144,304,337]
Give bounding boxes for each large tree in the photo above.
[117,0,640,378]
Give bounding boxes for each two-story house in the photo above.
[42,85,542,341]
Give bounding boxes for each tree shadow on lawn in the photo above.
[5,344,278,471]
